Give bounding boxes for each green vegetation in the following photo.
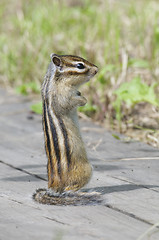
[31,102,42,115]
[1,0,159,143]
[113,77,159,122]
[16,82,40,95]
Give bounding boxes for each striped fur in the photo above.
[58,117,71,168]
[42,70,71,188]
[43,101,53,180]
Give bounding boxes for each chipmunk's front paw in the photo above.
[77,91,87,106]
[78,96,87,106]
[72,91,87,106]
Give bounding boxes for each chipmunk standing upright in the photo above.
[34,53,98,204]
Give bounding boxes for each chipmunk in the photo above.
[33,53,99,205]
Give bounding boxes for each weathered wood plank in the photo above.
[1,163,159,240]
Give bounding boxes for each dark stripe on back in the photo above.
[43,101,54,179]
[47,108,61,177]
[58,117,71,168]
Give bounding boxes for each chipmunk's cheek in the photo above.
[86,75,93,82]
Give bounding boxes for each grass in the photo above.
[0,0,159,145]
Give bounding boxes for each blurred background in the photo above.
[1,0,159,146]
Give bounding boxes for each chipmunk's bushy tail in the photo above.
[33,188,102,206]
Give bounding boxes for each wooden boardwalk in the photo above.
[0,89,159,240]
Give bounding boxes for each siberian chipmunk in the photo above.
[33,54,98,205]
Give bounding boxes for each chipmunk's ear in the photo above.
[50,53,61,67]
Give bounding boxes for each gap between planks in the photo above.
[101,156,159,162]
[105,204,154,226]
[0,159,47,181]
[106,174,159,193]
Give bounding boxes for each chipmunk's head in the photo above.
[50,53,98,86]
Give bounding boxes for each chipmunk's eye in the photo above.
[76,63,85,69]
[77,91,81,96]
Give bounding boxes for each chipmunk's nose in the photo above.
[93,66,98,75]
